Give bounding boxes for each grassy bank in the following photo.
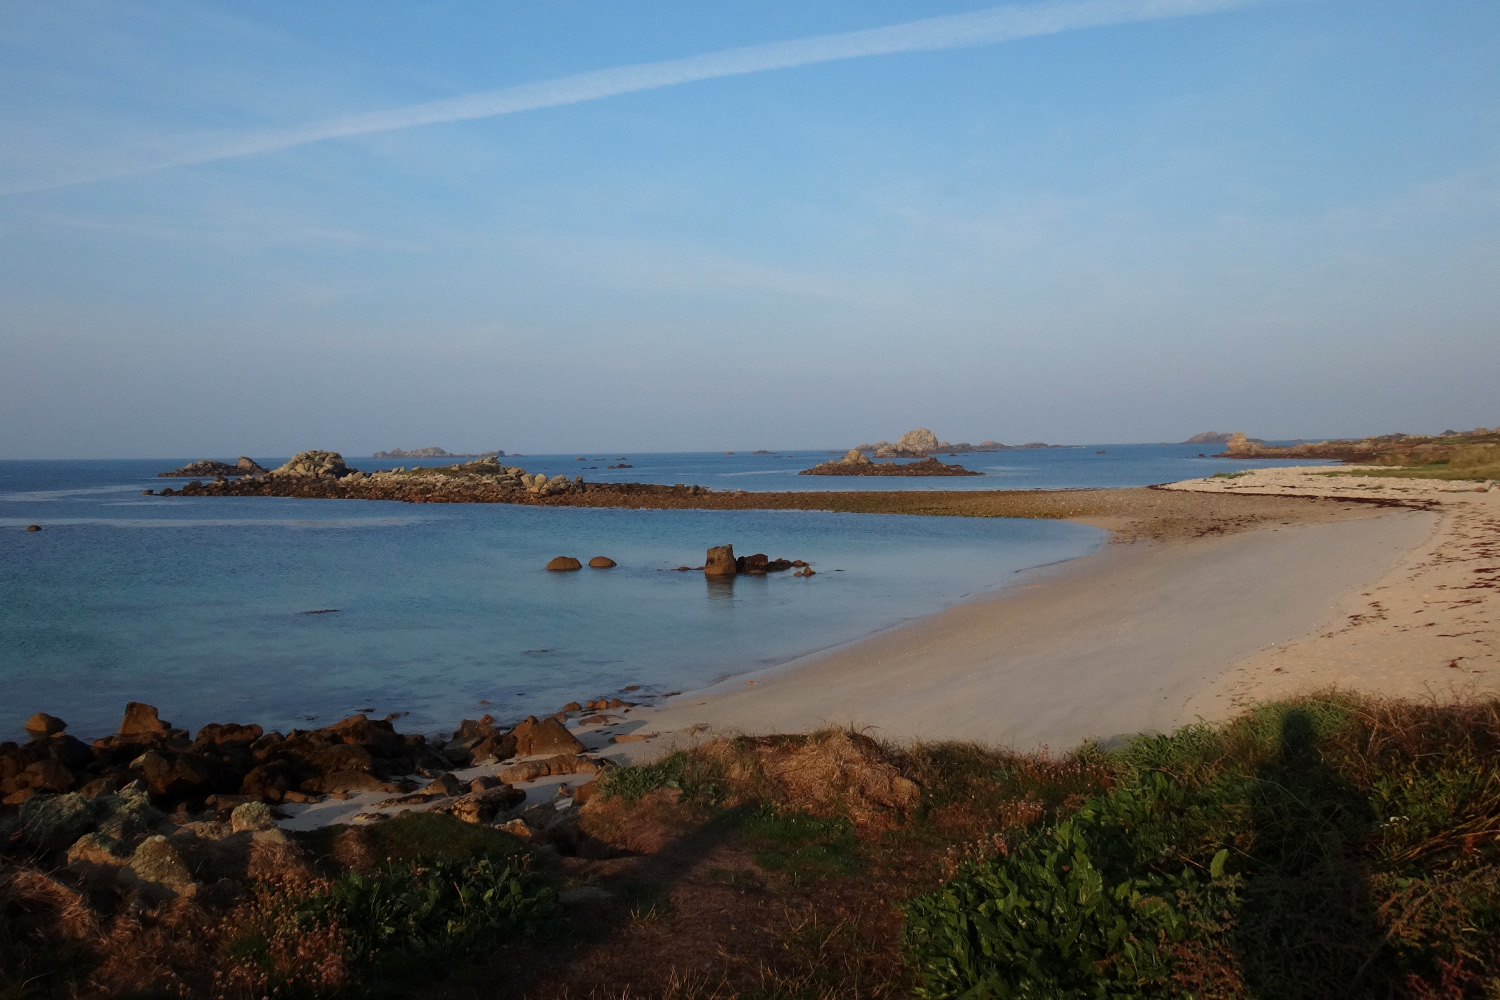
[7,695,1500,998]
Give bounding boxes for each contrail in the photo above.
[6,0,1279,194]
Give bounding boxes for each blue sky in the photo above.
[1,0,1496,457]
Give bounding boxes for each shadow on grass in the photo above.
[1236,709,1382,999]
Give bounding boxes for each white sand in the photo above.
[633,506,1439,752]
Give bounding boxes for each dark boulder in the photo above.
[137,750,218,801]
[194,722,263,749]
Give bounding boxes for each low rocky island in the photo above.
[372,446,503,459]
[799,449,981,477]
[157,456,267,478]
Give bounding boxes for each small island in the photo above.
[799,450,981,477]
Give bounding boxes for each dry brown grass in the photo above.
[693,730,921,829]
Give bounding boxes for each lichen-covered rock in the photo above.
[272,450,356,479]
[229,800,276,833]
[19,792,95,851]
[119,835,197,901]
[96,787,168,842]
[67,831,131,867]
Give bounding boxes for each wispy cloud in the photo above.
[4,0,1280,194]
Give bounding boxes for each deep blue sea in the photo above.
[0,446,1324,740]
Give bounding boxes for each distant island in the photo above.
[853,427,1063,458]
[372,447,504,460]
[800,450,981,477]
[1181,431,1234,445]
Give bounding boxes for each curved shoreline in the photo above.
[609,471,1498,755]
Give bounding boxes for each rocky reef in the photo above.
[157,457,267,478]
[799,452,980,476]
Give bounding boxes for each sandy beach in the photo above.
[619,472,1499,754]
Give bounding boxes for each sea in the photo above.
[0,445,1327,741]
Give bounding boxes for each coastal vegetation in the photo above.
[1219,429,1500,480]
[7,694,1500,998]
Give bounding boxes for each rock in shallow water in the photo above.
[704,544,736,577]
[546,556,582,571]
[24,712,66,737]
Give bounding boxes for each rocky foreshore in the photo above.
[1,699,626,815]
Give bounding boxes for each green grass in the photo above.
[299,811,530,866]
[736,808,863,885]
[1326,462,1500,482]
[902,696,1500,999]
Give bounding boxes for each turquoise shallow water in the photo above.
[0,447,1323,740]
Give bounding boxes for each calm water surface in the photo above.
[0,447,1321,739]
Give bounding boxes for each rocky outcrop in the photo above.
[852,429,1060,457]
[704,544,737,577]
[271,450,357,479]
[588,556,617,568]
[157,457,267,478]
[800,456,981,477]
[546,556,583,571]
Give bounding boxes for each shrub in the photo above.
[224,857,560,995]
[903,772,1226,999]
